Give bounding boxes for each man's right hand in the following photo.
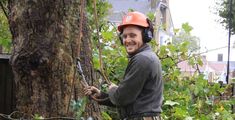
[84,86,101,98]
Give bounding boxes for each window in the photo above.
[217,54,223,62]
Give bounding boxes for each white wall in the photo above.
[202,35,235,61]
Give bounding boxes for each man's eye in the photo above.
[129,33,136,38]
[121,33,136,39]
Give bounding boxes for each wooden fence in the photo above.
[0,54,15,114]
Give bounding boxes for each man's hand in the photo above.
[84,86,101,98]
[108,83,118,90]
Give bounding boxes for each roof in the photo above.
[177,60,234,73]
[177,60,206,72]
[208,62,227,72]
[107,0,159,23]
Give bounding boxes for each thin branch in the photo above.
[0,1,9,19]
[93,0,111,84]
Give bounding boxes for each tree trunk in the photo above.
[8,0,100,119]
[77,3,101,119]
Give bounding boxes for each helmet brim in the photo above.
[117,23,148,32]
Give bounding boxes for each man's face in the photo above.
[122,26,144,55]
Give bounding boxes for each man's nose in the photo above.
[123,36,131,43]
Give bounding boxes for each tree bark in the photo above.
[8,0,100,119]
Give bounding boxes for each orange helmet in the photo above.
[118,11,149,32]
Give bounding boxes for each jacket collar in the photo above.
[128,43,151,58]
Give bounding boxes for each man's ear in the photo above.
[118,32,124,45]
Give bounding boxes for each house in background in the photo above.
[204,50,235,84]
[153,0,174,46]
[107,0,174,47]
[178,55,235,84]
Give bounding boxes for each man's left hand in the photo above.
[108,83,118,90]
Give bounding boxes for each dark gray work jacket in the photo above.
[99,44,163,119]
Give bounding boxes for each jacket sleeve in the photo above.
[108,55,150,106]
[97,92,115,107]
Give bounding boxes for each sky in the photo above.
[169,0,235,61]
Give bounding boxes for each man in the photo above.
[84,11,163,120]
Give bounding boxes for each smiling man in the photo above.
[121,26,143,54]
[84,11,163,120]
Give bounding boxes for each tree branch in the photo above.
[0,1,9,19]
[93,0,111,84]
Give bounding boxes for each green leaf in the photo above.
[33,114,44,120]
[164,100,180,106]
[182,22,193,34]
[197,58,203,66]
[101,111,112,120]
[185,116,194,120]
[147,12,155,21]
[167,44,177,53]
[174,107,188,119]
[194,85,200,95]
[102,31,113,41]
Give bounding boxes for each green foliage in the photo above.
[99,23,127,83]
[0,4,12,53]
[85,1,234,119]
[71,97,88,119]
[172,23,200,53]
[215,0,235,34]
[182,23,193,34]
[33,114,44,120]
[87,0,127,84]
[101,111,112,120]
[147,12,155,21]
[87,1,125,118]
[87,0,112,30]
[159,41,234,119]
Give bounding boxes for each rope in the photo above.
[93,0,111,85]
[67,0,85,114]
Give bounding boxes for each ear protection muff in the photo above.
[119,32,124,45]
[142,18,154,43]
[118,18,154,45]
